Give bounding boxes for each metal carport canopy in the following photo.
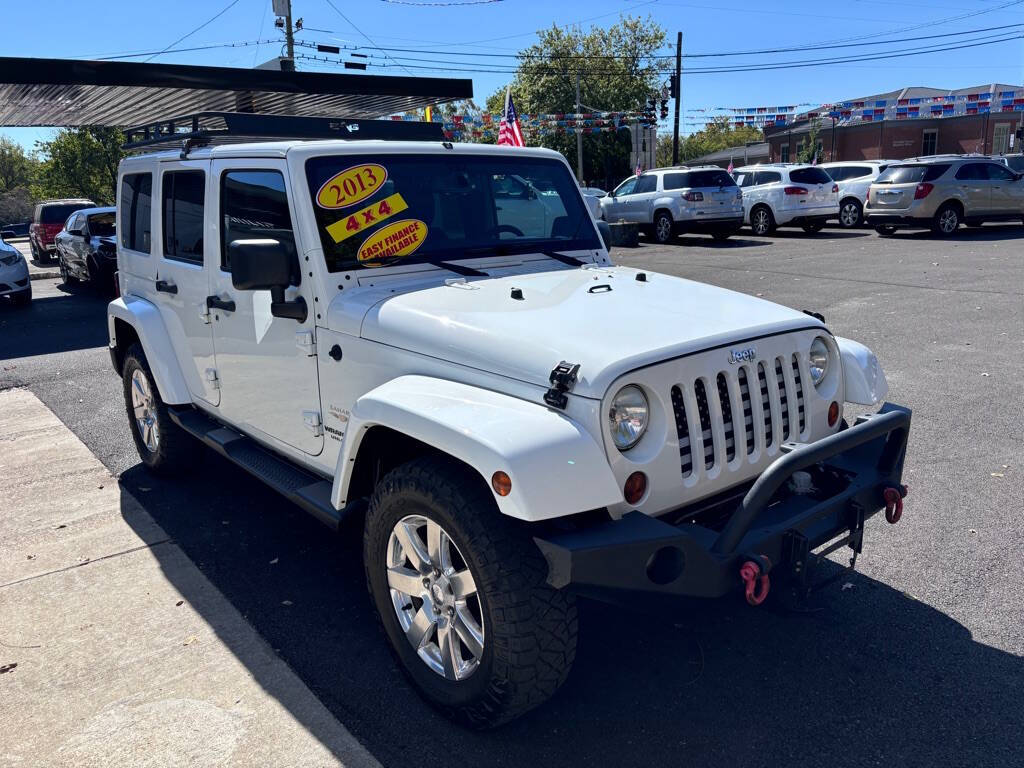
[0,57,472,127]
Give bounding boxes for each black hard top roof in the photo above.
[0,57,472,127]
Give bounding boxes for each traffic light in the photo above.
[660,99,669,120]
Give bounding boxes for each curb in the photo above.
[30,270,61,281]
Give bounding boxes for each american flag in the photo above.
[727,156,734,173]
[497,86,524,147]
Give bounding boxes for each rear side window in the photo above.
[876,164,950,184]
[690,170,735,187]
[635,175,657,193]
[789,167,832,185]
[663,172,689,190]
[954,163,987,181]
[162,171,206,263]
[120,173,153,253]
[754,171,781,185]
[220,170,295,270]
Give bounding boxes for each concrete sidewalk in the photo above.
[8,239,61,280]
[0,388,380,768]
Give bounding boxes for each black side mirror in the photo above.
[596,220,613,252]
[229,238,307,322]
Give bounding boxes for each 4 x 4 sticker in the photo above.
[357,219,427,263]
[326,193,408,243]
[316,163,388,209]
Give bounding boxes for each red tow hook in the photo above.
[740,556,771,606]
[884,485,908,524]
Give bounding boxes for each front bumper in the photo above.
[535,403,911,601]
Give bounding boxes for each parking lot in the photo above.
[2,225,1022,767]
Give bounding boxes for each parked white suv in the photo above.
[600,166,744,243]
[820,161,894,228]
[107,136,911,728]
[732,164,840,235]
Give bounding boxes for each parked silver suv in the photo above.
[600,166,743,243]
[865,157,1024,236]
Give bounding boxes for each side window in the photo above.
[755,171,781,185]
[824,167,848,182]
[984,163,1015,181]
[220,170,294,271]
[663,173,689,190]
[613,178,638,197]
[635,175,657,194]
[120,173,153,253]
[162,171,206,263]
[691,170,734,187]
[66,213,80,231]
[954,163,984,181]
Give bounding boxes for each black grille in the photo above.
[737,366,755,456]
[775,357,790,441]
[792,355,806,434]
[717,373,736,463]
[693,379,715,470]
[670,385,693,477]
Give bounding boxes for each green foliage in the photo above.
[679,118,763,163]
[797,119,822,163]
[33,128,124,205]
[484,15,669,186]
[0,137,37,194]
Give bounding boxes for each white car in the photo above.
[107,135,911,727]
[0,229,31,307]
[599,166,744,243]
[732,164,840,235]
[820,161,895,228]
[579,186,605,220]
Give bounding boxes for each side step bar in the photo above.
[168,406,344,529]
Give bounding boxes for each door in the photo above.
[953,163,992,216]
[208,160,323,456]
[985,162,1021,213]
[603,177,637,222]
[628,173,659,222]
[153,160,220,406]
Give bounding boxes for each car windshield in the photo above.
[88,212,116,237]
[305,154,599,272]
[41,204,89,223]
[875,164,949,184]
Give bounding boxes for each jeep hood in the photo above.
[356,265,823,399]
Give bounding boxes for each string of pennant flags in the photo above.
[387,109,658,141]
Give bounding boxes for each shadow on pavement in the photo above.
[0,291,109,359]
[119,456,1022,768]
[880,223,1024,242]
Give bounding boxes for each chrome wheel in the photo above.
[130,369,159,453]
[386,514,484,681]
[840,201,861,227]
[938,207,958,234]
[752,208,771,235]
[655,214,673,243]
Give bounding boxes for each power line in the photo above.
[321,0,414,76]
[97,40,276,62]
[144,0,243,62]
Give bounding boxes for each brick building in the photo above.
[764,84,1023,163]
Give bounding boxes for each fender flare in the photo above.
[332,375,623,522]
[107,295,191,404]
[651,196,678,215]
[836,336,888,405]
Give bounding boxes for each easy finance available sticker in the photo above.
[326,193,408,243]
[316,163,387,209]
[357,219,427,263]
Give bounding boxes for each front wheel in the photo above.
[121,344,193,474]
[364,456,577,728]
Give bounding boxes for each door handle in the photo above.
[155,279,178,294]
[206,295,236,312]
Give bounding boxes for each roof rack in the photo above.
[122,111,444,154]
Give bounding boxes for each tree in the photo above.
[676,118,763,163]
[34,128,124,205]
[484,16,670,188]
[0,137,37,194]
[797,118,822,163]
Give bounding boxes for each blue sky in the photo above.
[2,0,1023,152]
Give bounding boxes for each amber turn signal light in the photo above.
[491,471,512,497]
[624,471,648,505]
[827,401,840,427]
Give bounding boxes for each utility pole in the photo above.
[575,71,584,183]
[284,0,295,61]
[671,31,682,165]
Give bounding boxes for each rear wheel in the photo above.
[838,199,863,228]
[653,211,675,244]
[874,224,897,236]
[121,344,193,474]
[750,205,775,236]
[58,255,78,285]
[365,456,577,728]
[801,221,825,234]
[932,203,960,236]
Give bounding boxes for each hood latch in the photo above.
[544,361,580,410]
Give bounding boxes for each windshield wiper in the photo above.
[541,250,585,267]
[420,257,488,277]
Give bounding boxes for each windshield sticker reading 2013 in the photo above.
[326,193,408,243]
[316,163,387,209]
[357,219,427,263]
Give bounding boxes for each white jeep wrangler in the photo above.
[108,136,911,728]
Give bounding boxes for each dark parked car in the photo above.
[30,199,96,262]
[54,207,117,293]
[0,221,30,238]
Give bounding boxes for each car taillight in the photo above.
[784,186,808,195]
[914,182,933,199]
[832,184,839,193]
[682,190,704,202]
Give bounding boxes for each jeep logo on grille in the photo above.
[728,347,757,364]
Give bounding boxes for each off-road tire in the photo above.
[653,211,675,244]
[750,205,775,236]
[874,224,897,236]
[932,202,960,237]
[121,343,193,474]
[364,456,577,729]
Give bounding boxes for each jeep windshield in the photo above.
[305,154,600,272]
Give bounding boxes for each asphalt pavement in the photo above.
[1,224,1022,767]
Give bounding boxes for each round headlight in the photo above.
[609,385,649,451]
[809,336,830,386]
